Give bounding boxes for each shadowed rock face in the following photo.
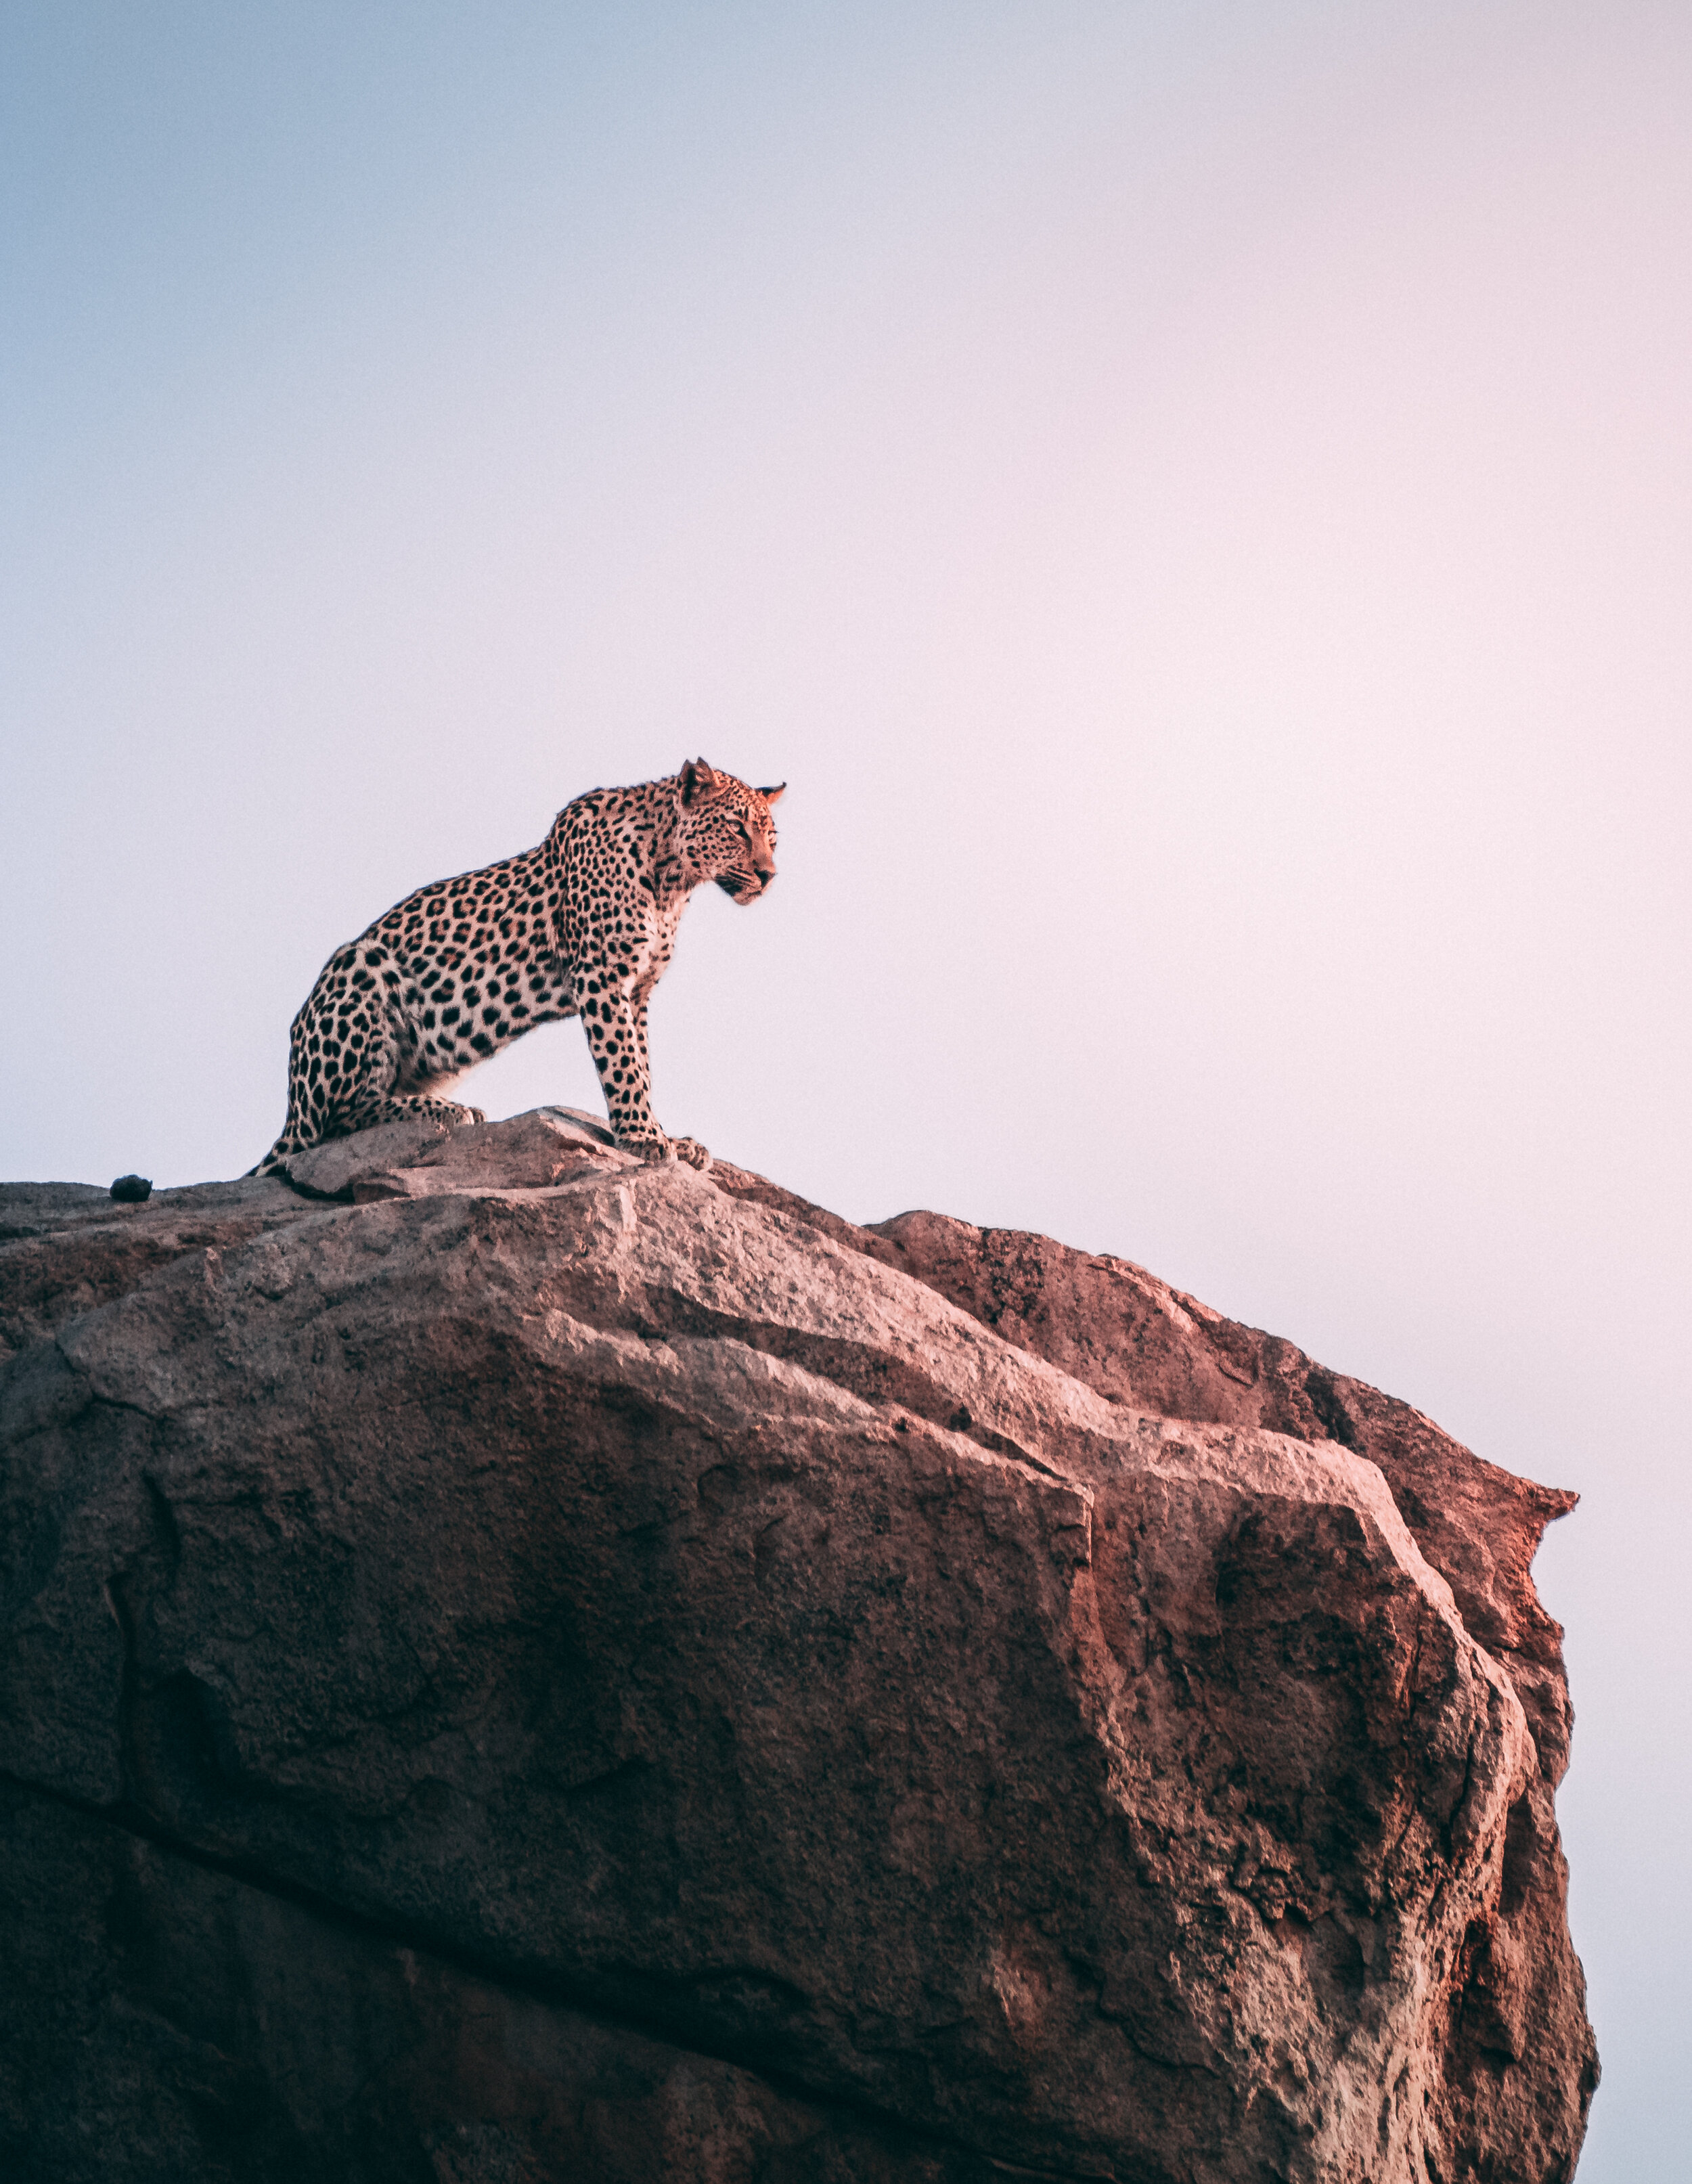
[0,1111,1596,2183]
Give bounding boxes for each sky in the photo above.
[3,3,1689,2170]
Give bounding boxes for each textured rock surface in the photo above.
[0,1111,1595,2181]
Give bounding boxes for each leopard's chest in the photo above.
[627,901,682,983]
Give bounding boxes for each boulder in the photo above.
[0,1115,1596,2181]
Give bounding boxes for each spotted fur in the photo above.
[250,759,783,1175]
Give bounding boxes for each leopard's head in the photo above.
[675,759,784,904]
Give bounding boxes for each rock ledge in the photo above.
[0,1111,1596,2182]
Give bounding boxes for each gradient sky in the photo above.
[4,5,1689,2170]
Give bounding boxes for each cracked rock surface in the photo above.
[0,1111,1596,2181]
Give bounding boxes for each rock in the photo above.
[0,1182,111,1243]
[281,1105,628,1202]
[0,1113,1596,2182]
[0,1781,997,2184]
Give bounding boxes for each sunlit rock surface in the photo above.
[0,1110,1596,2181]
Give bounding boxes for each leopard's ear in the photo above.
[680,758,720,805]
[757,782,786,805]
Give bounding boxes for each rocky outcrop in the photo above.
[0,1110,1595,2182]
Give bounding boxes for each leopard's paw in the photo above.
[670,1136,713,1172]
[626,1136,676,1165]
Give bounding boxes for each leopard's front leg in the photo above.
[575,971,711,1171]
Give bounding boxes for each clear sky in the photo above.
[3,5,1688,2169]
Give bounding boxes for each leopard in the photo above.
[250,759,783,1176]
